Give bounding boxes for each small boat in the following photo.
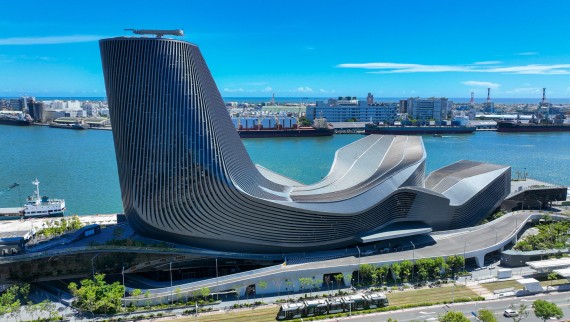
[433,134,443,137]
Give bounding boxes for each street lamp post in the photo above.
[122,266,126,309]
[91,254,99,277]
[215,258,220,300]
[356,246,361,285]
[463,240,466,272]
[169,262,173,306]
[410,241,416,283]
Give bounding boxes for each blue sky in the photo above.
[1,0,570,99]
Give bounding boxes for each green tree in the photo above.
[477,308,498,322]
[547,272,558,286]
[257,281,268,300]
[0,284,29,320]
[400,260,413,282]
[298,277,313,296]
[68,273,124,316]
[440,311,469,322]
[358,264,376,285]
[38,299,58,321]
[333,274,344,292]
[509,303,529,322]
[25,301,40,321]
[377,265,390,286]
[130,288,142,297]
[391,263,401,284]
[533,299,563,321]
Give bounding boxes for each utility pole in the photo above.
[410,241,416,282]
[122,266,126,309]
[170,262,173,306]
[356,246,361,285]
[215,258,219,300]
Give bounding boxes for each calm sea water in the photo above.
[0,125,568,215]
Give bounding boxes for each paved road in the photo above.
[332,292,570,321]
[139,211,538,298]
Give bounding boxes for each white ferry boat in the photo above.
[21,179,66,218]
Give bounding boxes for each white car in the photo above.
[504,309,519,317]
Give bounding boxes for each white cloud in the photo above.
[566,87,570,92]
[0,35,105,45]
[261,87,273,92]
[473,61,502,65]
[461,81,500,88]
[319,89,327,93]
[337,61,570,75]
[517,52,539,56]
[223,88,244,93]
[296,86,313,93]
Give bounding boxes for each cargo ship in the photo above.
[238,126,334,138]
[496,119,570,133]
[0,111,32,126]
[235,117,334,138]
[364,124,476,135]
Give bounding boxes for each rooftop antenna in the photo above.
[124,29,184,38]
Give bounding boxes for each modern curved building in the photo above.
[99,35,511,253]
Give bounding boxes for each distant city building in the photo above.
[399,99,408,113]
[307,96,397,123]
[98,106,110,117]
[82,102,100,116]
[406,97,449,123]
[8,97,26,111]
[366,92,374,105]
[27,100,45,121]
[42,109,66,122]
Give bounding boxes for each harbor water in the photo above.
[0,125,568,215]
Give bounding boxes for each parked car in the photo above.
[504,309,519,317]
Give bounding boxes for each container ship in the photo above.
[0,111,32,126]
[364,124,476,135]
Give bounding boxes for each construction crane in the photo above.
[124,29,184,38]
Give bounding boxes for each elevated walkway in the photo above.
[360,222,432,243]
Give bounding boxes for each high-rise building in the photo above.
[406,97,449,123]
[307,97,397,123]
[100,34,511,253]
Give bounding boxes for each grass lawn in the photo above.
[481,280,523,292]
[177,306,279,322]
[539,278,569,287]
[386,285,478,306]
[174,285,481,321]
